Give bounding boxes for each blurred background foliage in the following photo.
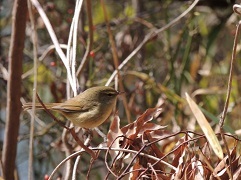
[1,0,241,179]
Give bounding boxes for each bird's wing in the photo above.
[52,99,97,113]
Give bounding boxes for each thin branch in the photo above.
[39,44,68,61]
[118,143,148,179]
[27,1,38,179]
[21,44,68,80]
[76,0,94,77]
[106,0,200,85]
[48,131,241,179]
[148,163,158,179]
[49,146,177,180]
[30,0,75,90]
[70,0,84,96]
[218,7,241,179]
[72,156,81,180]
[219,6,241,128]
[36,93,68,129]
[62,127,72,180]
[72,134,92,180]
[100,0,132,123]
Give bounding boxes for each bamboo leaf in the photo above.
[185,93,223,159]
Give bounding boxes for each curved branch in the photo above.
[106,0,200,85]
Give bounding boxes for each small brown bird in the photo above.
[23,86,120,128]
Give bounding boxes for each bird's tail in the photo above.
[22,102,60,110]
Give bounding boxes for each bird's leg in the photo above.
[82,128,93,139]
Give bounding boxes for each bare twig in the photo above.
[21,44,68,80]
[49,149,85,180]
[220,129,232,179]
[117,142,148,179]
[27,0,38,179]
[30,0,75,90]
[69,128,97,159]
[106,0,200,85]
[48,131,241,179]
[219,6,241,128]
[66,0,84,96]
[62,127,72,180]
[87,150,101,179]
[76,0,94,78]
[106,146,177,171]
[100,0,132,123]
[218,6,241,179]
[72,156,81,180]
[49,146,177,179]
[36,93,68,129]
[39,44,68,61]
[108,135,177,173]
[148,163,158,179]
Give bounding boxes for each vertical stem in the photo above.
[27,0,38,179]
[219,21,241,127]
[100,0,132,123]
[2,0,27,179]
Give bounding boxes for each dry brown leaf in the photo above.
[107,115,124,159]
[213,147,239,179]
[190,158,205,180]
[233,165,241,180]
[107,115,123,148]
[171,135,188,170]
[139,123,167,136]
[172,146,186,180]
[130,159,143,180]
[121,108,163,138]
